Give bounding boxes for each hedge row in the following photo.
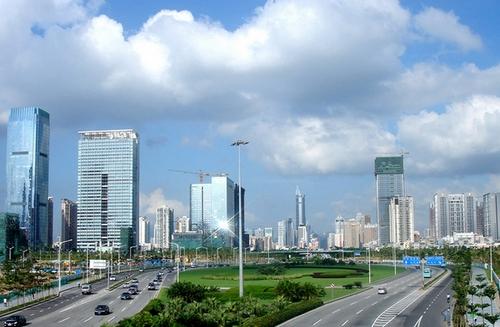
[241,299,324,327]
[311,271,363,278]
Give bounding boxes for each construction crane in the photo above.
[168,169,227,183]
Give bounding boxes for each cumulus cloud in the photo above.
[0,0,412,126]
[140,188,188,218]
[399,95,500,175]
[414,7,482,51]
[221,116,397,174]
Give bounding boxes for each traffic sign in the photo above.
[403,256,420,266]
[89,259,107,269]
[426,256,445,266]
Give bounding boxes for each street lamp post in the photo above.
[368,247,371,284]
[171,243,180,282]
[8,246,14,261]
[129,245,138,271]
[68,250,72,274]
[86,244,90,283]
[393,243,397,276]
[232,139,248,298]
[490,241,494,282]
[56,238,73,295]
[22,250,29,262]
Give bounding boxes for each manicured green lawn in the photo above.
[167,264,404,302]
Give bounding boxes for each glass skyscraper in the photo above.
[190,183,212,233]
[77,130,139,251]
[375,156,404,245]
[6,107,50,249]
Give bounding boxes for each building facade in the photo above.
[389,196,414,244]
[190,183,212,233]
[344,219,361,248]
[277,218,294,249]
[296,186,306,245]
[77,130,139,250]
[154,206,174,249]
[483,193,500,240]
[375,156,404,245]
[48,197,53,247]
[0,213,27,261]
[433,193,476,239]
[138,216,150,246]
[175,216,191,233]
[6,107,50,249]
[61,199,77,250]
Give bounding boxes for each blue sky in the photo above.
[1,0,500,238]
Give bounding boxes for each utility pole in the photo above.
[57,238,72,295]
[368,247,371,284]
[490,242,494,282]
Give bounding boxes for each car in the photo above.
[81,284,92,295]
[147,282,156,290]
[377,287,387,295]
[3,315,27,327]
[122,282,131,288]
[139,268,144,272]
[120,292,132,300]
[131,278,139,284]
[109,275,117,281]
[94,304,111,315]
[128,287,138,295]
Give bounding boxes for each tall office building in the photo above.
[234,183,246,247]
[154,206,174,249]
[296,187,306,239]
[344,219,362,248]
[190,183,212,233]
[297,225,308,248]
[61,199,77,250]
[6,107,50,249]
[375,156,404,245]
[334,216,345,247]
[138,216,150,246]
[47,197,53,246]
[77,130,139,250]
[433,193,476,239]
[277,218,294,249]
[388,196,414,244]
[211,176,235,234]
[264,227,273,239]
[429,203,436,240]
[476,201,485,236]
[483,193,500,240]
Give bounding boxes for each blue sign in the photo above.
[354,251,361,257]
[75,269,81,275]
[426,256,445,266]
[403,256,421,266]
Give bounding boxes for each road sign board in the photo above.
[426,256,445,266]
[403,256,420,266]
[89,259,107,269]
[354,251,361,256]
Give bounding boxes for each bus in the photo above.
[423,267,432,278]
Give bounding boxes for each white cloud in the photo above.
[140,188,188,218]
[414,7,482,51]
[399,95,500,174]
[222,116,397,174]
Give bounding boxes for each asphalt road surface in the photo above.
[2,268,175,327]
[280,267,445,327]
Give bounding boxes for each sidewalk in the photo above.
[468,266,500,327]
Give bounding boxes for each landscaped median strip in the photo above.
[0,295,57,318]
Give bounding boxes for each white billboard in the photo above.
[89,259,107,269]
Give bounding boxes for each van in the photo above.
[81,284,92,295]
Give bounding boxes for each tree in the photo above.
[275,280,325,302]
[482,285,497,315]
[480,313,500,326]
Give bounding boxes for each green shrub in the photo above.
[166,281,217,303]
[275,280,325,302]
[142,298,165,315]
[343,284,354,289]
[258,263,286,276]
[242,299,323,327]
[353,281,363,288]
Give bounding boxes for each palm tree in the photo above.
[481,313,500,326]
[483,285,497,315]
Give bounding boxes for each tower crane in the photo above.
[168,169,227,183]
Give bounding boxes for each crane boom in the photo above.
[168,169,227,183]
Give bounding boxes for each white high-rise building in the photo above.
[389,196,414,244]
[334,216,344,247]
[77,130,139,250]
[175,216,191,233]
[297,225,308,248]
[138,216,150,245]
[154,206,174,249]
[433,193,476,239]
[277,218,294,249]
[483,193,500,240]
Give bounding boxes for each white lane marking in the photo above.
[413,315,423,327]
[356,309,364,315]
[108,316,116,322]
[341,320,349,326]
[332,309,341,314]
[121,307,127,312]
[30,314,34,316]
[371,301,379,306]
[58,317,71,323]
[109,300,115,305]
[313,319,322,325]
[83,316,93,323]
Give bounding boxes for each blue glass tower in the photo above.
[6,107,50,249]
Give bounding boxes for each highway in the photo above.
[280,267,446,327]
[2,268,175,327]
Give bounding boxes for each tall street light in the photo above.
[56,238,73,295]
[232,139,248,298]
[22,250,29,262]
[8,246,14,260]
[171,242,180,282]
[129,245,138,271]
[216,247,223,266]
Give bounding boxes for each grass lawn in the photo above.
[162,264,404,302]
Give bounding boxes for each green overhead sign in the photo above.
[375,156,404,175]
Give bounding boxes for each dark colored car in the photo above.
[4,315,27,327]
[128,287,138,295]
[94,304,111,315]
[120,292,132,300]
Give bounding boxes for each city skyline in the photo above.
[2,1,500,236]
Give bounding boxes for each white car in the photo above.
[122,282,131,289]
[109,275,117,281]
[377,287,387,294]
